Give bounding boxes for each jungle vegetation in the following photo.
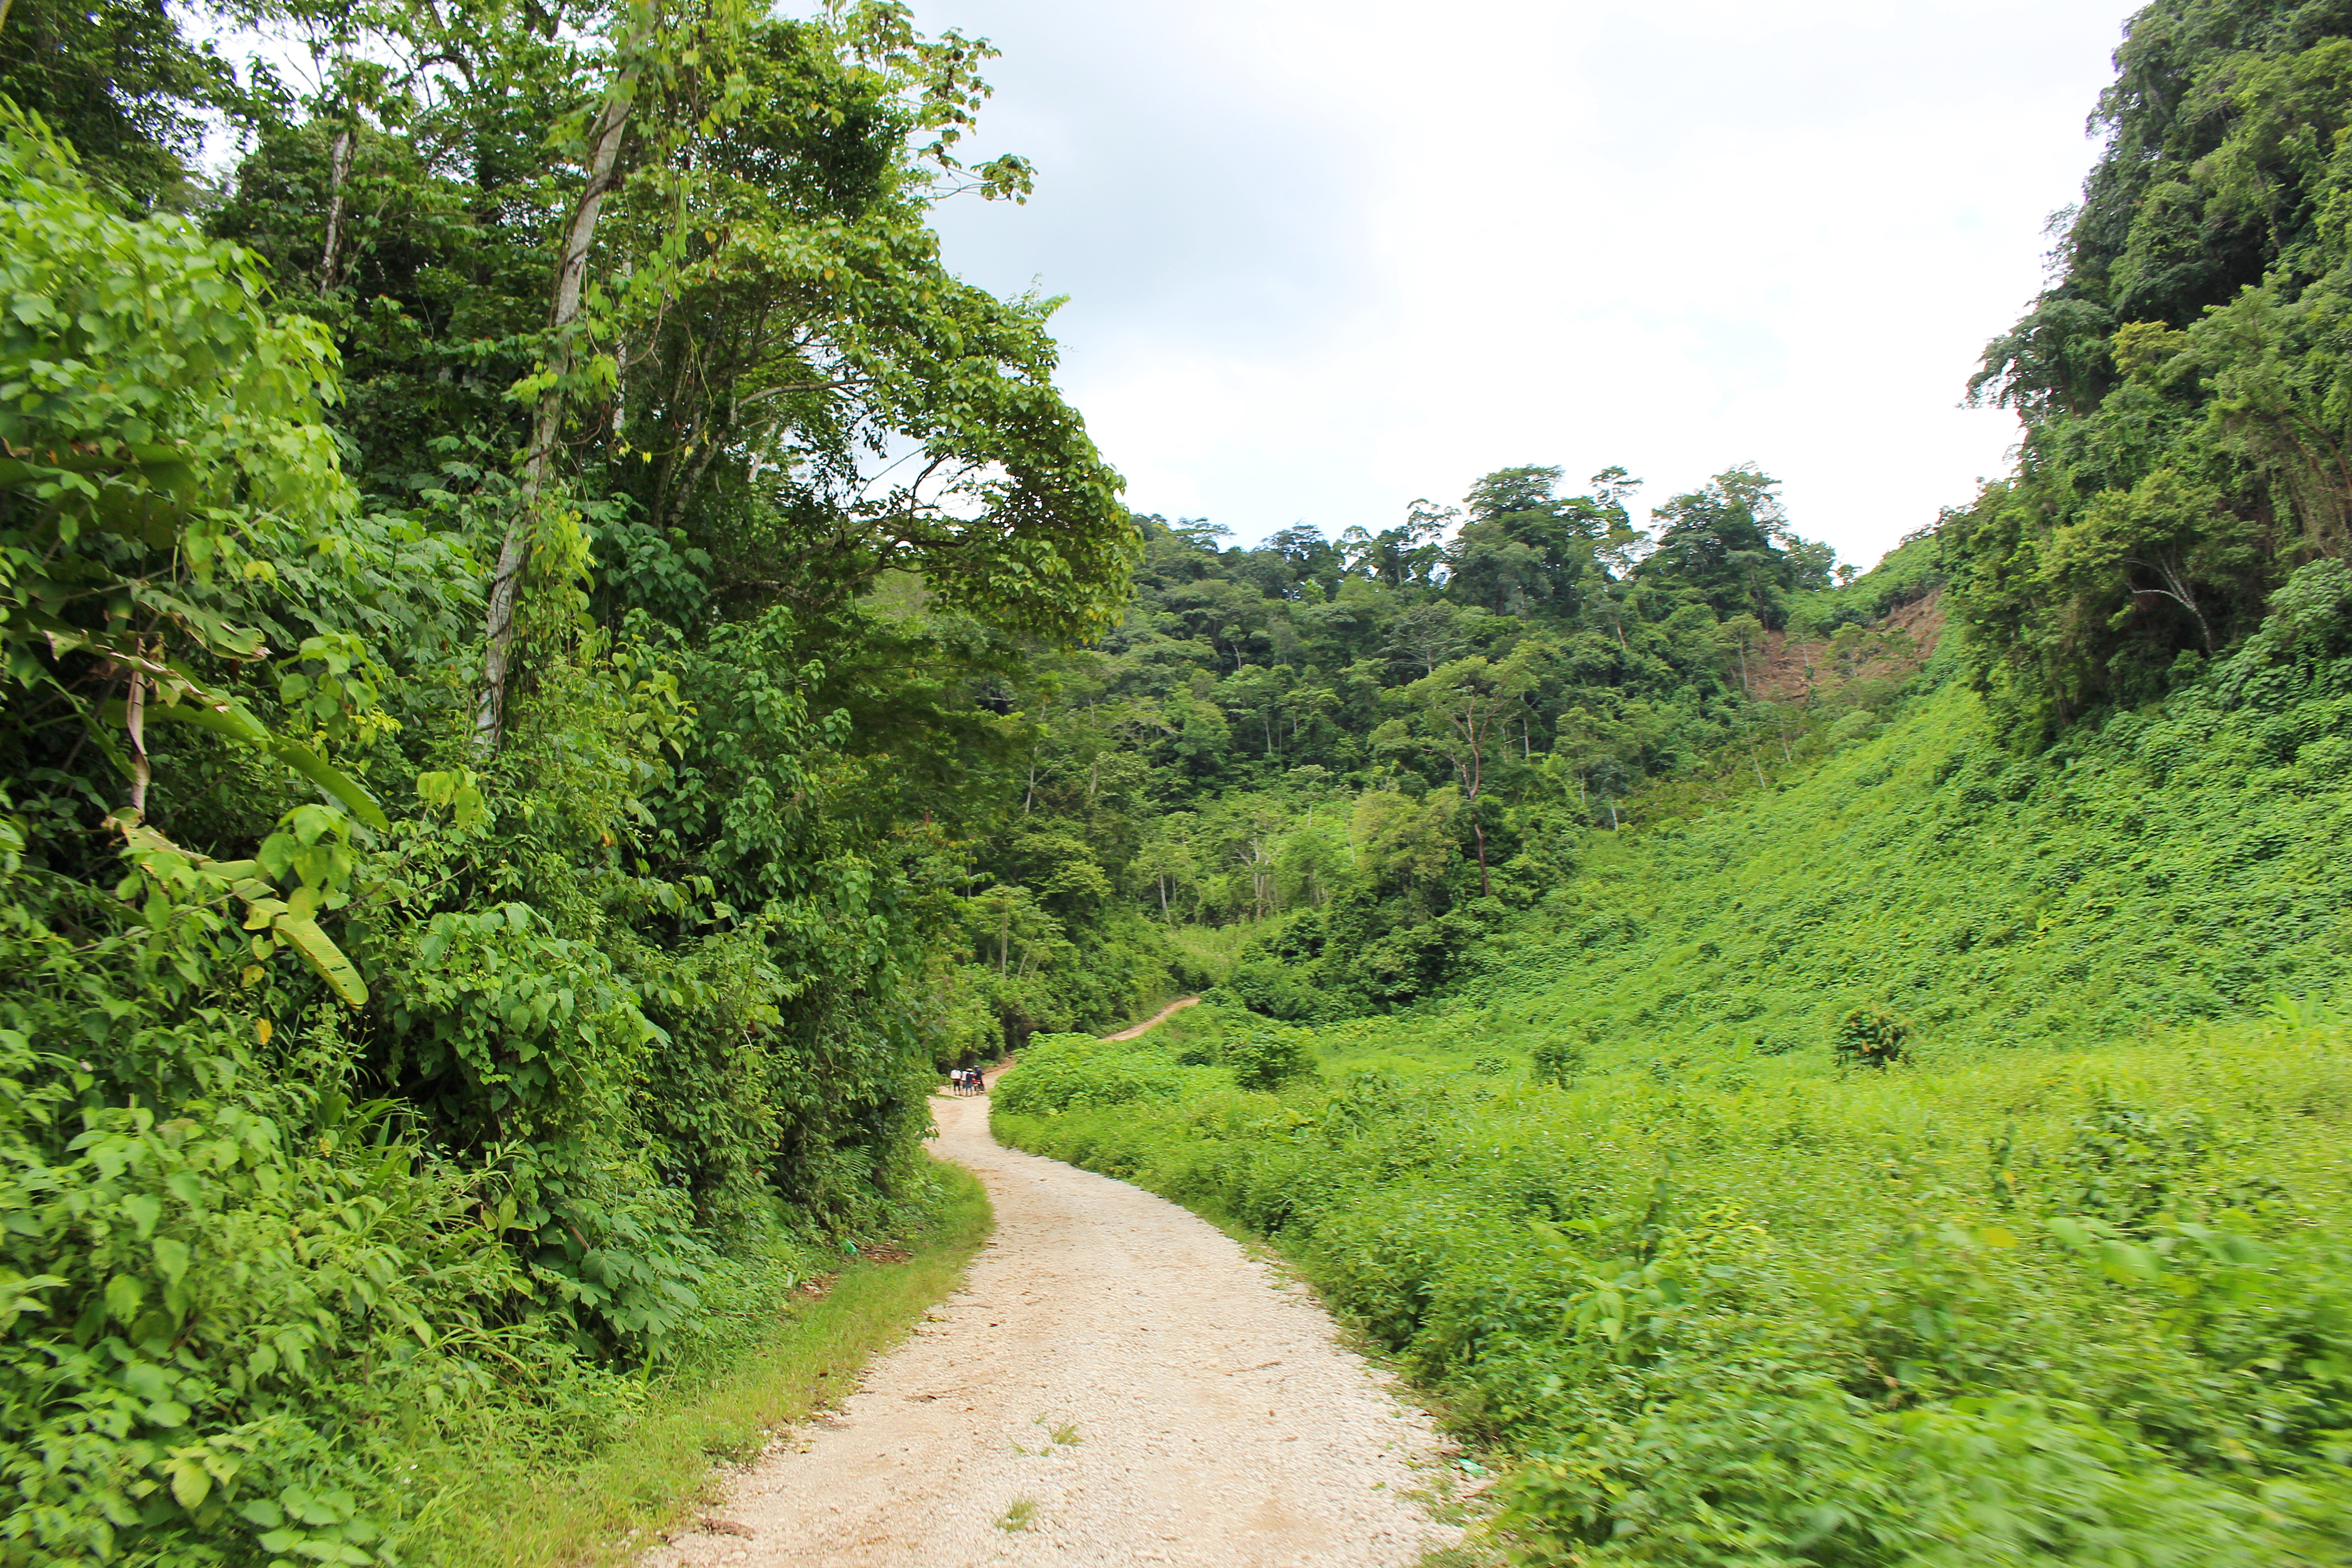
[8,0,2352,1561]
[0,0,1129,1558]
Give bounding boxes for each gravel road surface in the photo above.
[645,1079,1458,1567]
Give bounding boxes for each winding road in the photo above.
[645,1043,1458,1567]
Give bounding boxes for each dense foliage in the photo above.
[1951,0,2352,740]
[0,0,1132,1557]
[995,613,2352,1563]
[964,473,1944,1039]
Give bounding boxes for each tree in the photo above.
[1274,821,1352,909]
[1643,464,1824,627]
[1357,497,1452,589]
[1386,599,1465,676]
[1720,613,1767,698]
[1449,463,1615,616]
[0,0,245,204]
[1399,642,1547,894]
[475,0,670,751]
[1134,812,1204,923]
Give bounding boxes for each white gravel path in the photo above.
[644,1080,1460,1568]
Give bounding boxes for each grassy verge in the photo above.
[994,1008,2352,1565]
[406,1159,992,1566]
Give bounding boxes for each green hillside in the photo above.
[993,621,2352,1563]
[1463,609,2352,1062]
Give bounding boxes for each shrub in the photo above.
[1529,1039,1584,1087]
[1835,1005,1910,1068]
[992,1034,1185,1116]
[1221,1029,1317,1091]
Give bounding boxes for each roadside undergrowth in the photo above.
[407,1161,993,1566]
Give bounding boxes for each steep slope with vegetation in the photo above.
[995,598,2352,1565]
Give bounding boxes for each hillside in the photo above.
[992,615,2352,1563]
[1464,606,2352,1060]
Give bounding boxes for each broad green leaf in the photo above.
[273,913,367,1006]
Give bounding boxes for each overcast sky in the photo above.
[912,0,2139,570]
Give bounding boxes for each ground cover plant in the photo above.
[994,614,2352,1563]
[998,1019,2352,1564]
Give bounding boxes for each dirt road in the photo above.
[1102,995,1202,1042]
[645,1087,1458,1567]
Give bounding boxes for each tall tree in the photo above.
[1399,642,1547,895]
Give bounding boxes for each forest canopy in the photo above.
[0,0,1137,1557]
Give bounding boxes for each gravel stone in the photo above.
[645,1083,1459,1567]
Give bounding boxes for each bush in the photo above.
[1221,1029,1317,1091]
[1225,959,1345,1024]
[1835,1005,1910,1068]
[991,1034,1186,1116]
[1529,1038,1584,1087]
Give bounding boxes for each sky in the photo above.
[912,0,2141,570]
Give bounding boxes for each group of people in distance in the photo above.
[946,1066,988,1096]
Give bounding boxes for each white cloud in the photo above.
[919,0,2135,567]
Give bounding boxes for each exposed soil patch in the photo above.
[1748,588,1945,704]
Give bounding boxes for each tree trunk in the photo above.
[2137,555,2217,653]
[317,125,355,292]
[473,29,650,755]
[125,653,148,816]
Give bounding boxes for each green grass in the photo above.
[986,656,2352,1565]
[1164,921,1248,987]
[404,1161,992,1567]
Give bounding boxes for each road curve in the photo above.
[644,1088,1458,1568]
[1102,995,1203,1042]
